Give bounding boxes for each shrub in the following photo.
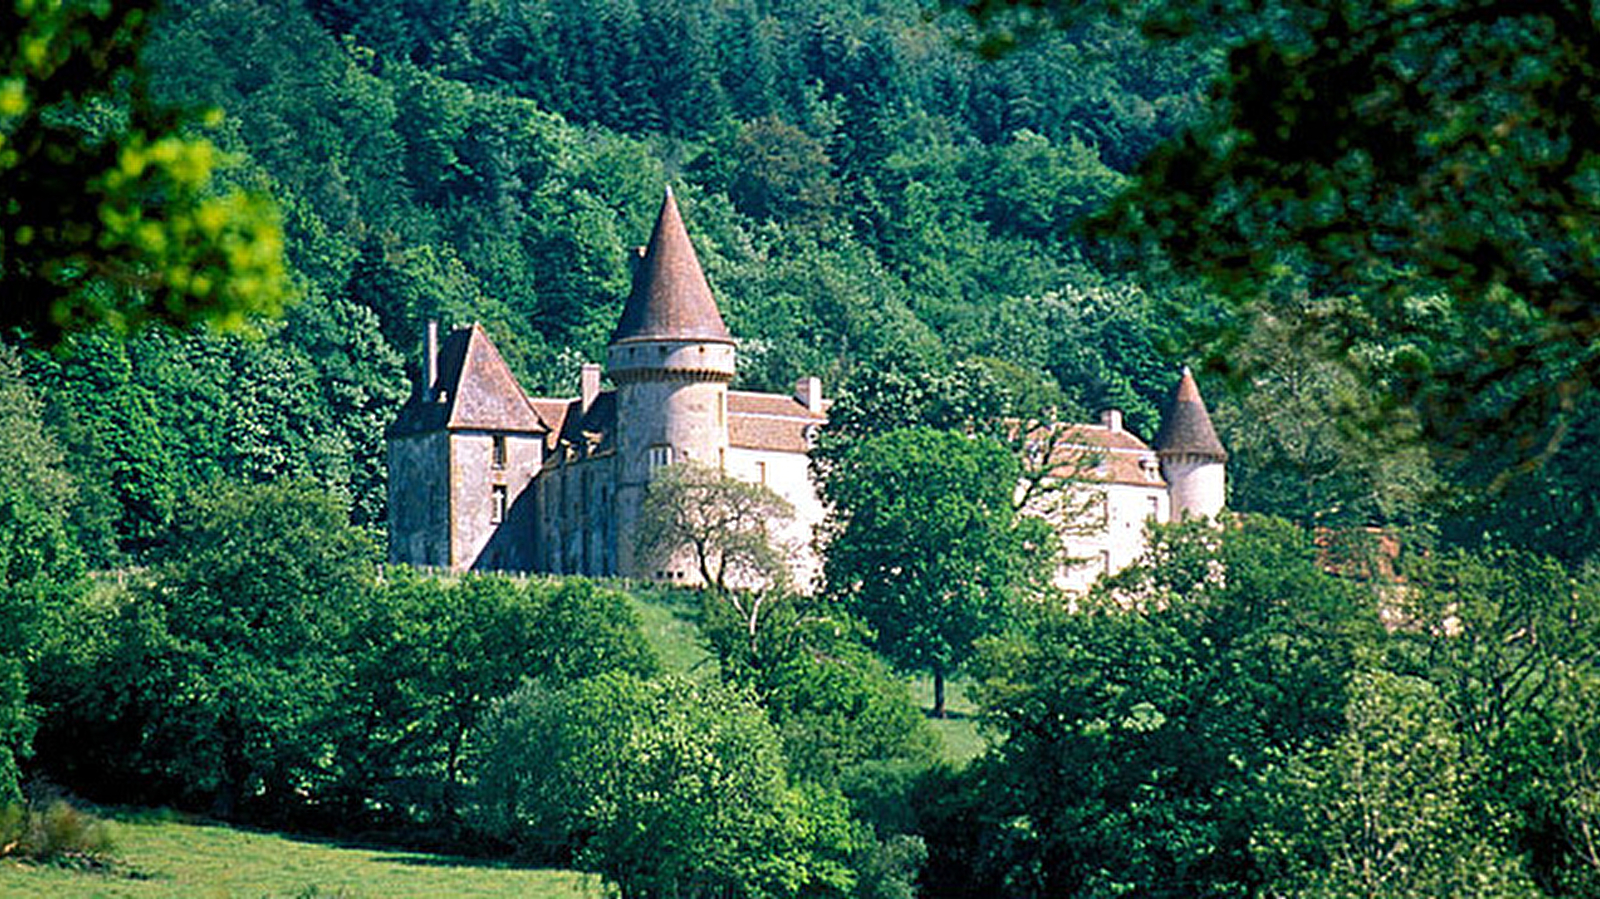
[0,798,115,868]
[471,672,858,898]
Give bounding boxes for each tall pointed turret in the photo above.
[607,187,736,577]
[1156,366,1227,518]
[611,186,733,346]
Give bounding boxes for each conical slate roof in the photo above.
[610,186,733,345]
[1154,366,1228,461]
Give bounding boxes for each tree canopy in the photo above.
[2,0,287,342]
[821,426,1053,716]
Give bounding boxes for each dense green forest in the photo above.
[5,0,1600,896]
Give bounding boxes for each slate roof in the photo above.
[387,324,545,438]
[528,392,618,463]
[1153,367,1228,461]
[1027,422,1167,488]
[728,391,827,453]
[611,186,734,346]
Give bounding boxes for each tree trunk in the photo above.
[933,666,947,719]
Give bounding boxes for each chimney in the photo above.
[796,376,823,415]
[1101,409,1123,432]
[581,363,602,414]
[425,320,440,401]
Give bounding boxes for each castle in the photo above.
[385,188,1227,591]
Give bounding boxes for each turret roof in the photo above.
[1154,366,1228,461]
[610,186,733,345]
[386,324,545,437]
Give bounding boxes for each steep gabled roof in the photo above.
[610,187,733,345]
[1154,367,1228,461]
[386,324,545,438]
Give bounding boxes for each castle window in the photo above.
[718,393,725,428]
[491,485,508,524]
[1147,496,1161,520]
[1100,550,1112,575]
[492,435,507,470]
[756,460,767,485]
[648,444,673,470]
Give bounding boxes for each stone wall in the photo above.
[448,430,543,571]
[388,433,450,567]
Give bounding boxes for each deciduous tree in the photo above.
[2,0,286,343]
[820,426,1052,717]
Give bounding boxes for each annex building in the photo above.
[385,188,1228,592]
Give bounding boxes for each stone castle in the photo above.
[385,188,1227,591]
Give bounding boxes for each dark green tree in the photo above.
[137,480,374,819]
[820,426,1053,717]
[950,516,1377,898]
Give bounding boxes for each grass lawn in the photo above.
[908,675,989,766]
[621,581,717,678]
[0,811,597,899]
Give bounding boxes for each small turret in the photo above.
[1155,366,1227,518]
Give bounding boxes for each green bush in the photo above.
[471,672,858,898]
[0,799,115,868]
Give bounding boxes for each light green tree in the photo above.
[2,0,287,343]
[0,344,81,802]
[471,671,858,899]
[1255,670,1539,899]
[821,426,1053,717]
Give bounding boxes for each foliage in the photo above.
[821,426,1052,716]
[635,462,796,595]
[959,0,1600,470]
[138,479,374,819]
[33,559,659,832]
[1253,670,1538,899]
[0,344,83,804]
[1393,548,1600,894]
[947,516,1377,898]
[703,591,939,787]
[470,671,858,899]
[1,0,287,343]
[332,573,658,826]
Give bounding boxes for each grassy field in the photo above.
[906,675,988,765]
[622,583,717,678]
[0,810,596,899]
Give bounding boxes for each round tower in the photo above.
[1155,366,1228,519]
[607,187,736,576]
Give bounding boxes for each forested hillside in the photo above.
[19,0,1235,565]
[7,1,1600,897]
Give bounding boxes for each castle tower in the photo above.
[606,186,736,576]
[385,322,547,571]
[1155,366,1228,519]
